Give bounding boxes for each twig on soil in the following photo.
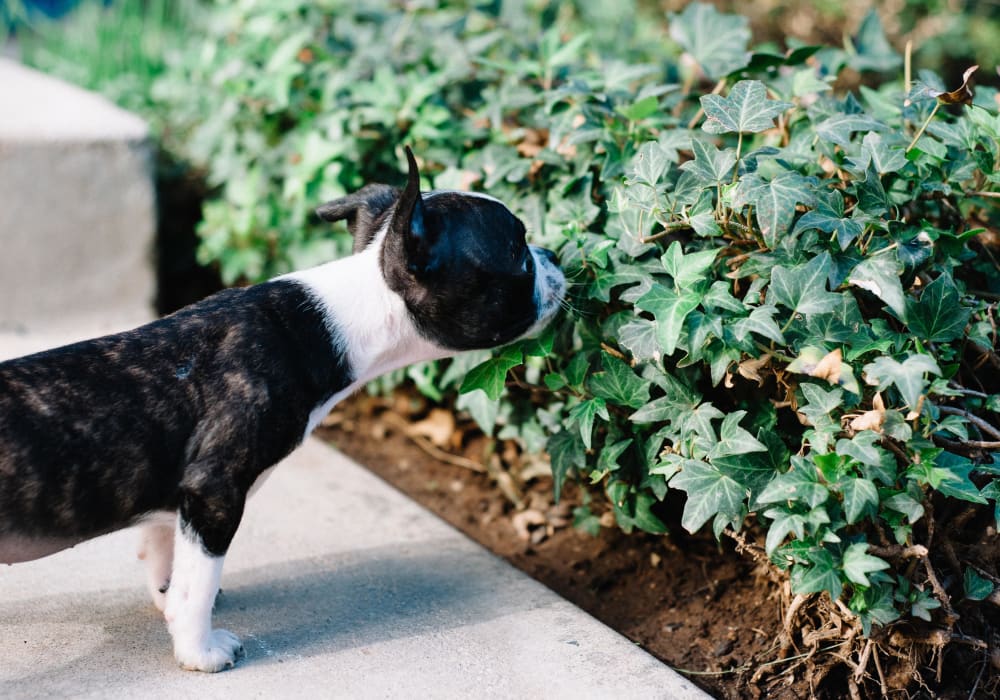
[780,593,810,657]
[922,548,959,626]
[854,639,873,684]
[872,643,889,698]
[867,543,928,560]
[381,411,486,474]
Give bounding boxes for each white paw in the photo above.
[174,629,244,672]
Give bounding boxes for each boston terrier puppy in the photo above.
[0,147,565,672]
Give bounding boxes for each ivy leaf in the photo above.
[863,354,941,410]
[734,171,816,247]
[701,80,792,134]
[709,410,768,459]
[598,438,633,473]
[792,549,843,600]
[628,140,674,186]
[459,346,523,400]
[849,255,906,317]
[842,543,890,587]
[678,139,736,185]
[567,397,609,450]
[814,114,886,148]
[848,9,902,73]
[730,305,785,344]
[636,284,703,356]
[905,273,971,343]
[855,162,889,215]
[668,2,751,80]
[793,191,864,250]
[613,489,669,535]
[768,252,841,317]
[757,457,830,508]
[934,452,989,504]
[848,132,908,175]
[671,459,746,533]
[456,388,500,435]
[547,428,585,503]
[840,478,880,524]
[964,567,995,601]
[618,318,661,362]
[884,492,925,524]
[763,507,807,555]
[660,241,718,291]
[587,353,652,409]
[616,95,660,122]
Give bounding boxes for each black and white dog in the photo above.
[0,148,565,671]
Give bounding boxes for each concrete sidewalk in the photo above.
[0,326,710,700]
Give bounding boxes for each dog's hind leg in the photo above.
[137,512,176,612]
[164,466,246,672]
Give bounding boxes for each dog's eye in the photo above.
[522,251,535,274]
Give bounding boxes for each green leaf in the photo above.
[547,428,585,503]
[757,457,829,508]
[709,410,768,459]
[614,490,669,535]
[839,478,880,524]
[598,438,633,473]
[660,241,718,291]
[793,192,864,250]
[768,252,841,317]
[734,171,816,247]
[616,95,660,122]
[671,459,746,533]
[636,284,702,356]
[668,3,751,80]
[617,318,661,363]
[905,274,971,343]
[814,114,886,148]
[934,452,989,504]
[763,506,806,555]
[792,549,843,600]
[678,139,736,185]
[855,162,889,216]
[849,255,906,317]
[883,492,925,523]
[459,346,523,400]
[848,9,902,73]
[863,354,942,410]
[730,305,785,344]
[701,80,792,134]
[628,141,674,187]
[587,353,652,409]
[848,132,908,175]
[456,388,500,435]
[567,398,609,450]
[963,567,995,601]
[842,543,890,587]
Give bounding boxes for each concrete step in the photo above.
[0,58,156,333]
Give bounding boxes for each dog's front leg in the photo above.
[164,475,246,672]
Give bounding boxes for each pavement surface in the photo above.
[0,324,711,700]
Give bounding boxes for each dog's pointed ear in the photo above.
[390,146,433,273]
[316,184,399,252]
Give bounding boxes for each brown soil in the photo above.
[319,391,1000,699]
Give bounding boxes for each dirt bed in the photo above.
[318,392,997,699]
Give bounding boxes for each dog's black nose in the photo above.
[539,248,559,266]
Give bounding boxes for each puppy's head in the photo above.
[316,148,565,351]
